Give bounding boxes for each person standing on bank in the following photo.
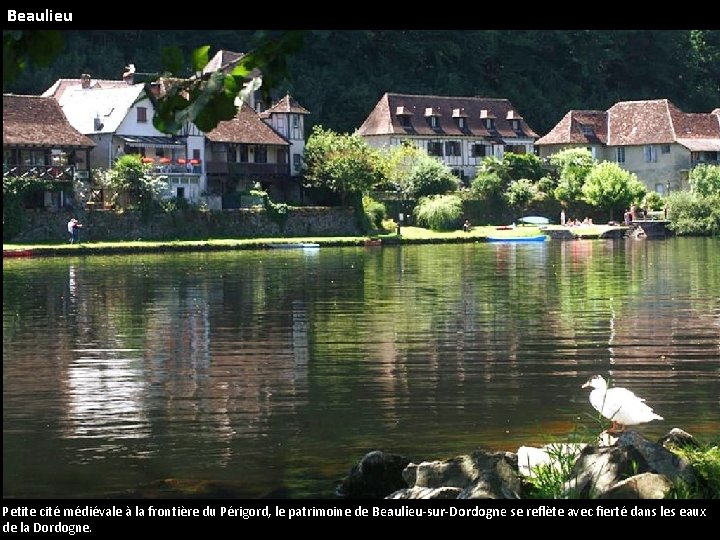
[67,218,82,244]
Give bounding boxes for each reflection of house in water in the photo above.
[140,279,310,465]
[64,352,150,446]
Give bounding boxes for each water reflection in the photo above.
[3,238,719,498]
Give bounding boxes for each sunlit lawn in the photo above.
[4,224,624,254]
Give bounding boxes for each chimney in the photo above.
[80,73,91,89]
[122,64,136,85]
[148,82,162,98]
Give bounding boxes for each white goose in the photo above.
[582,375,663,432]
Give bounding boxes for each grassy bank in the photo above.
[3,225,625,257]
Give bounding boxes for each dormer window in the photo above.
[480,109,496,131]
[399,114,412,128]
[425,107,442,131]
[458,117,466,129]
[580,124,594,136]
[511,119,521,131]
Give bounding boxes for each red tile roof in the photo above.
[3,94,95,148]
[607,99,676,145]
[535,110,607,146]
[262,94,310,115]
[205,103,288,145]
[357,93,538,139]
[537,99,720,150]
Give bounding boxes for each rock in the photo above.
[658,428,701,451]
[517,443,586,478]
[405,450,520,499]
[386,487,462,499]
[336,450,411,499]
[617,430,695,485]
[599,473,673,499]
[564,445,650,498]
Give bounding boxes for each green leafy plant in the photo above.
[413,194,463,231]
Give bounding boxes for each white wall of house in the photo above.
[366,134,534,180]
[264,112,305,176]
[613,144,690,191]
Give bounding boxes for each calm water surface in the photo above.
[3,238,719,498]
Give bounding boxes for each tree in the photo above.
[689,163,720,197]
[504,179,537,219]
[550,148,595,206]
[581,162,646,220]
[98,155,168,212]
[405,155,460,199]
[501,153,545,183]
[302,125,386,204]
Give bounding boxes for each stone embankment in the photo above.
[336,428,700,499]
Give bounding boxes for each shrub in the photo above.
[413,194,463,231]
[666,191,720,236]
[363,195,386,231]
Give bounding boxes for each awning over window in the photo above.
[118,135,186,149]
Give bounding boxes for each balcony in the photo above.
[207,161,288,178]
[3,164,77,182]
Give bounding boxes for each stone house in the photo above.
[536,99,720,193]
[357,92,538,183]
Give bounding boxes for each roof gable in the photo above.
[262,93,310,115]
[56,84,146,134]
[205,103,289,145]
[536,110,607,146]
[3,94,95,148]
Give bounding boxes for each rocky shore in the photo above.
[336,428,702,499]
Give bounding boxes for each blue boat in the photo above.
[486,234,547,243]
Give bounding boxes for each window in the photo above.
[239,144,248,163]
[428,116,440,129]
[445,141,461,156]
[427,142,443,157]
[504,145,526,155]
[484,118,495,130]
[136,107,147,123]
[293,153,302,171]
[254,145,267,164]
[290,115,302,139]
[275,116,288,137]
[457,117,466,129]
[644,145,657,163]
[511,119,521,131]
[580,124,594,136]
[616,147,625,164]
[661,144,671,155]
[399,115,412,128]
[471,144,487,158]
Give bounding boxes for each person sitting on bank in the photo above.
[67,218,82,244]
[463,219,471,232]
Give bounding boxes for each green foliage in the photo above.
[524,443,585,499]
[668,443,720,499]
[97,155,169,214]
[550,148,596,204]
[413,194,463,231]
[1,177,53,240]
[253,189,289,231]
[362,195,386,231]
[689,163,720,197]
[470,171,504,199]
[384,142,426,192]
[406,155,460,199]
[642,191,665,212]
[665,191,720,236]
[581,162,646,219]
[303,125,386,203]
[501,153,545,183]
[3,30,64,90]
[504,179,538,217]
